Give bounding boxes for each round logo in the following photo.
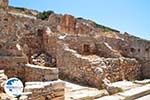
[4,78,24,97]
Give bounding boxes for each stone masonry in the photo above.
[0,0,149,99]
[24,64,59,82]
[24,80,65,100]
[56,40,141,89]
[0,70,65,100]
[0,0,8,10]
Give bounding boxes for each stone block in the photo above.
[51,96,65,100]
[19,96,28,100]
[24,64,59,81]
[53,89,64,97]
[119,84,150,100]
[51,80,65,90]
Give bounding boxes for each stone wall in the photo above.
[120,33,150,78]
[58,35,97,55]
[0,70,65,100]
[24,80,65,100]
[141,61,150,78]
[24,64,58,82]
[0,11,65,100]
[121,33,150,60]
[0,6,149,92]
[0,56,27,80]
[49,14,96,35]
[0,0,8,10]
[56,41,141,89]
[0,11,58,63]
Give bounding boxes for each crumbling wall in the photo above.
[56,40,141,89]
[0,11,59,83]
[0,0,8,10]
[0,6,149,93]
[121,34,150,60]
[120,33,150,78]
[0,70,65,100]
[141,61,150,78]
[24,80,65,100]
[59,35,97,55]
[0,11,58,62]
[24,64,59,82]
[49,14,96,35]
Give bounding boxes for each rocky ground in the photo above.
[64,80,150,100]
[0,69,150,100]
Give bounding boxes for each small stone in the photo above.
[19,96,28,100]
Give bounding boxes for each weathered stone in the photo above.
[57,42,141,89]
[51,96,64,100]
[0,1,149,100]
[19,96,28,100]
[21,92,32,100]
[24,64,58,81]
[0,70,8,92]
[31,52,56,67]
[106,85,123,95]
[119,84,150,100]
[59,14,77,34]
[0,0,8,10]
[24,80,65,100]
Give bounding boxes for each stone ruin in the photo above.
[0,0,150,100]
[0,0,8,10]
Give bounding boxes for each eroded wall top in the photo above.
[0,0,8,10]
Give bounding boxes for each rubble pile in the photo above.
[31,53,56,67]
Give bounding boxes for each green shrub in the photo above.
[37,10,54,20]
[77,17,84,20]
[94,23,120,33]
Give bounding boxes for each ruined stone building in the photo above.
[0,0,150,100]
[0,0,8,10]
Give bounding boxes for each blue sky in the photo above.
[9,0,150,40]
